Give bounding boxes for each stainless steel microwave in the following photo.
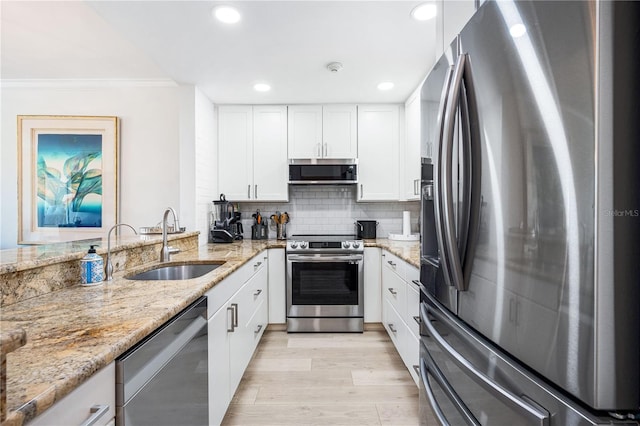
[288,159,357,184]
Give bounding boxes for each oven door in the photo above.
[286,253,364,317]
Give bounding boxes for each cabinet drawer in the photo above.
[245,266,267,316]
[382,251,406,280]
[249,300,268,348]
[382,262,406,316]
[30,363,115,426]
[406,279,421,340]
[403,331,420,386]
[382,297,405,353]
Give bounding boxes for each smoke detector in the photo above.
[326,62,343,73]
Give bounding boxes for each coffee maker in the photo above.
[209,194,243,243]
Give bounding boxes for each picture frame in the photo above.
[17,115,119,244]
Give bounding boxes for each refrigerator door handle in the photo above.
[441,53,467,292]
[421,356,481,426]
[433,64,456,291]
[422,302,550,426]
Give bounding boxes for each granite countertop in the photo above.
[0,239,285,426]
[0,233,198,275]
[0,237,417,426]
[366,238,420,268]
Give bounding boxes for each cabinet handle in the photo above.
[413,365,420,376]
[387,260,396,267]
[247,184,251,199]
[413,315,421,325]
[360,184,363,198]
[227,306,235,332]
[255,261,262,268]
[388,323,397,334]
[415,179,420,196]
[255,184,258,199]
[232,303,238,328]
[317,143,321,157]
[80,404,110,426]
[323,143,328,157]
[388,288,397,296]
[254,289,263,297]
[255,324,263,335]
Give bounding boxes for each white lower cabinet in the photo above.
[363,247,381,322]
[267,248,286,324]
[29,362,115,426]
[207,251,268,426]
[381,250,420,386]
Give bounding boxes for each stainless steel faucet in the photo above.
[161,207,181,262]
[106,223,138,281]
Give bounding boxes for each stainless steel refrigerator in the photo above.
[419,1,640,424]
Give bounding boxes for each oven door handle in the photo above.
[287,254,363,263]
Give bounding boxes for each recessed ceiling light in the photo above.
[254,83,271,92]
[213,6,241,24]
[377,82,394,91]
[411,3,437,21]
[509,23,527,38]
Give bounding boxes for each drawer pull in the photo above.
[227,306,235,332]
[387,260,396,267]
[413,365,420,376]
[413,315,421,325]
[255,261,262,268]
[254,289,263,297]
[80,404,109,426]
[255,324,263,335]
[388,288,397,296]
[388,323,397,334]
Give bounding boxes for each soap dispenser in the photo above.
[81,245,104,285]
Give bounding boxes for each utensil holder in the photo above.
[251,224,268,240]
[276,223,286,240]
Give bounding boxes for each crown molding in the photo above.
[0,78,179,88]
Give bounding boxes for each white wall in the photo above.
[1,81,184,249]
[194,89,217,246]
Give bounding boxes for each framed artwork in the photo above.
[17,115,119,244]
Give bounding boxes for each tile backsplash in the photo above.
[237,185,420,239]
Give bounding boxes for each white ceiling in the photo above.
[1,1,438,104]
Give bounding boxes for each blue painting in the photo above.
[36,134,103,228]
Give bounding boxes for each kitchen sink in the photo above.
[126,262,224,281]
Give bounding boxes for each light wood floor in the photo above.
[221,330,422,426]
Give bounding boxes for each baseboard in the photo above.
[267,323,382,331]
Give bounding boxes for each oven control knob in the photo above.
[300,242,308,249]
[342,241,352,249]
[352,242,361,249]
[290,242,298,249]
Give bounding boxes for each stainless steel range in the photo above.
[286,234,364,332]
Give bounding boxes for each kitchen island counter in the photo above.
[0,239,285,426]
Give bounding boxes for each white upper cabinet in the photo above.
[253,106,289,201]
[218,105,253,201]
[357,104,400,201]
[322,105,357,159]
[402,86,422,201]
[288,104,357,159]
[287,105,323,159]
[218,105,288,201]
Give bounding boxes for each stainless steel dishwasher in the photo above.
[116,296,208,426]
